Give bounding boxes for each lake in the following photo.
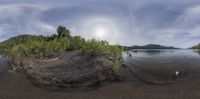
[123,49,200,84]
[0,55,7,72]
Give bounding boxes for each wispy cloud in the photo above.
[0,0,200,48]
[0,4,55,39]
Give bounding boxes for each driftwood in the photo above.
[40,57,61,62]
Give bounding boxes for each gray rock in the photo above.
[24,51,122,88]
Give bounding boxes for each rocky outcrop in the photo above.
[23,51,123,88]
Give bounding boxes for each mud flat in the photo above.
[1,66,200,99]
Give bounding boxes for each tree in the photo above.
[57,26,71,38]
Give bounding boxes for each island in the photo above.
[0,26,124,88]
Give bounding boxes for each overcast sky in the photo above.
[0,0,200,48]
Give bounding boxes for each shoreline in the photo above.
[1,50,200,98]
[1,68,200,99]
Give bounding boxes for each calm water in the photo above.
[123,49,200,83]
[0,55,7,72]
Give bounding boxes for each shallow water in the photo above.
[123,49,200,83]
[0,55,7,72]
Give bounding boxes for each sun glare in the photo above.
[83,17,119,42]
[94,26,107,39]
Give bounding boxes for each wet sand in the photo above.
[1,68,200,99]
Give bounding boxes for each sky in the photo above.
[0,0,200,48]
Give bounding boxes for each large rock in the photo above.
[25,51,121,88]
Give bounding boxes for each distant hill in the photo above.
[1,36,179,50]
[124,44,179,49]
[0,34,45,45]
[191,43,200,49]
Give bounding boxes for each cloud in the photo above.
[126,2,200,48]
[0,4,56,40]
[0,0,200,48]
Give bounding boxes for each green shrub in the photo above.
[0,26,124,74]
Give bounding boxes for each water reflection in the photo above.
[194,50,200,55]
[123,49,200,84]
[131,49,174,56]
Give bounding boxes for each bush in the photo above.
[80,39,123,74]
[81,39,110,56]
[0,26,124,74]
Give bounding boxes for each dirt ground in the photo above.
[0,67,200,99]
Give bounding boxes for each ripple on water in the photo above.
[123,49,200,84]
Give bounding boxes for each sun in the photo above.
[82,17,119,42]
[89,22,115,40]
[93,26,108,39]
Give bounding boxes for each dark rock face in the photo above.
[25,51,120,88]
